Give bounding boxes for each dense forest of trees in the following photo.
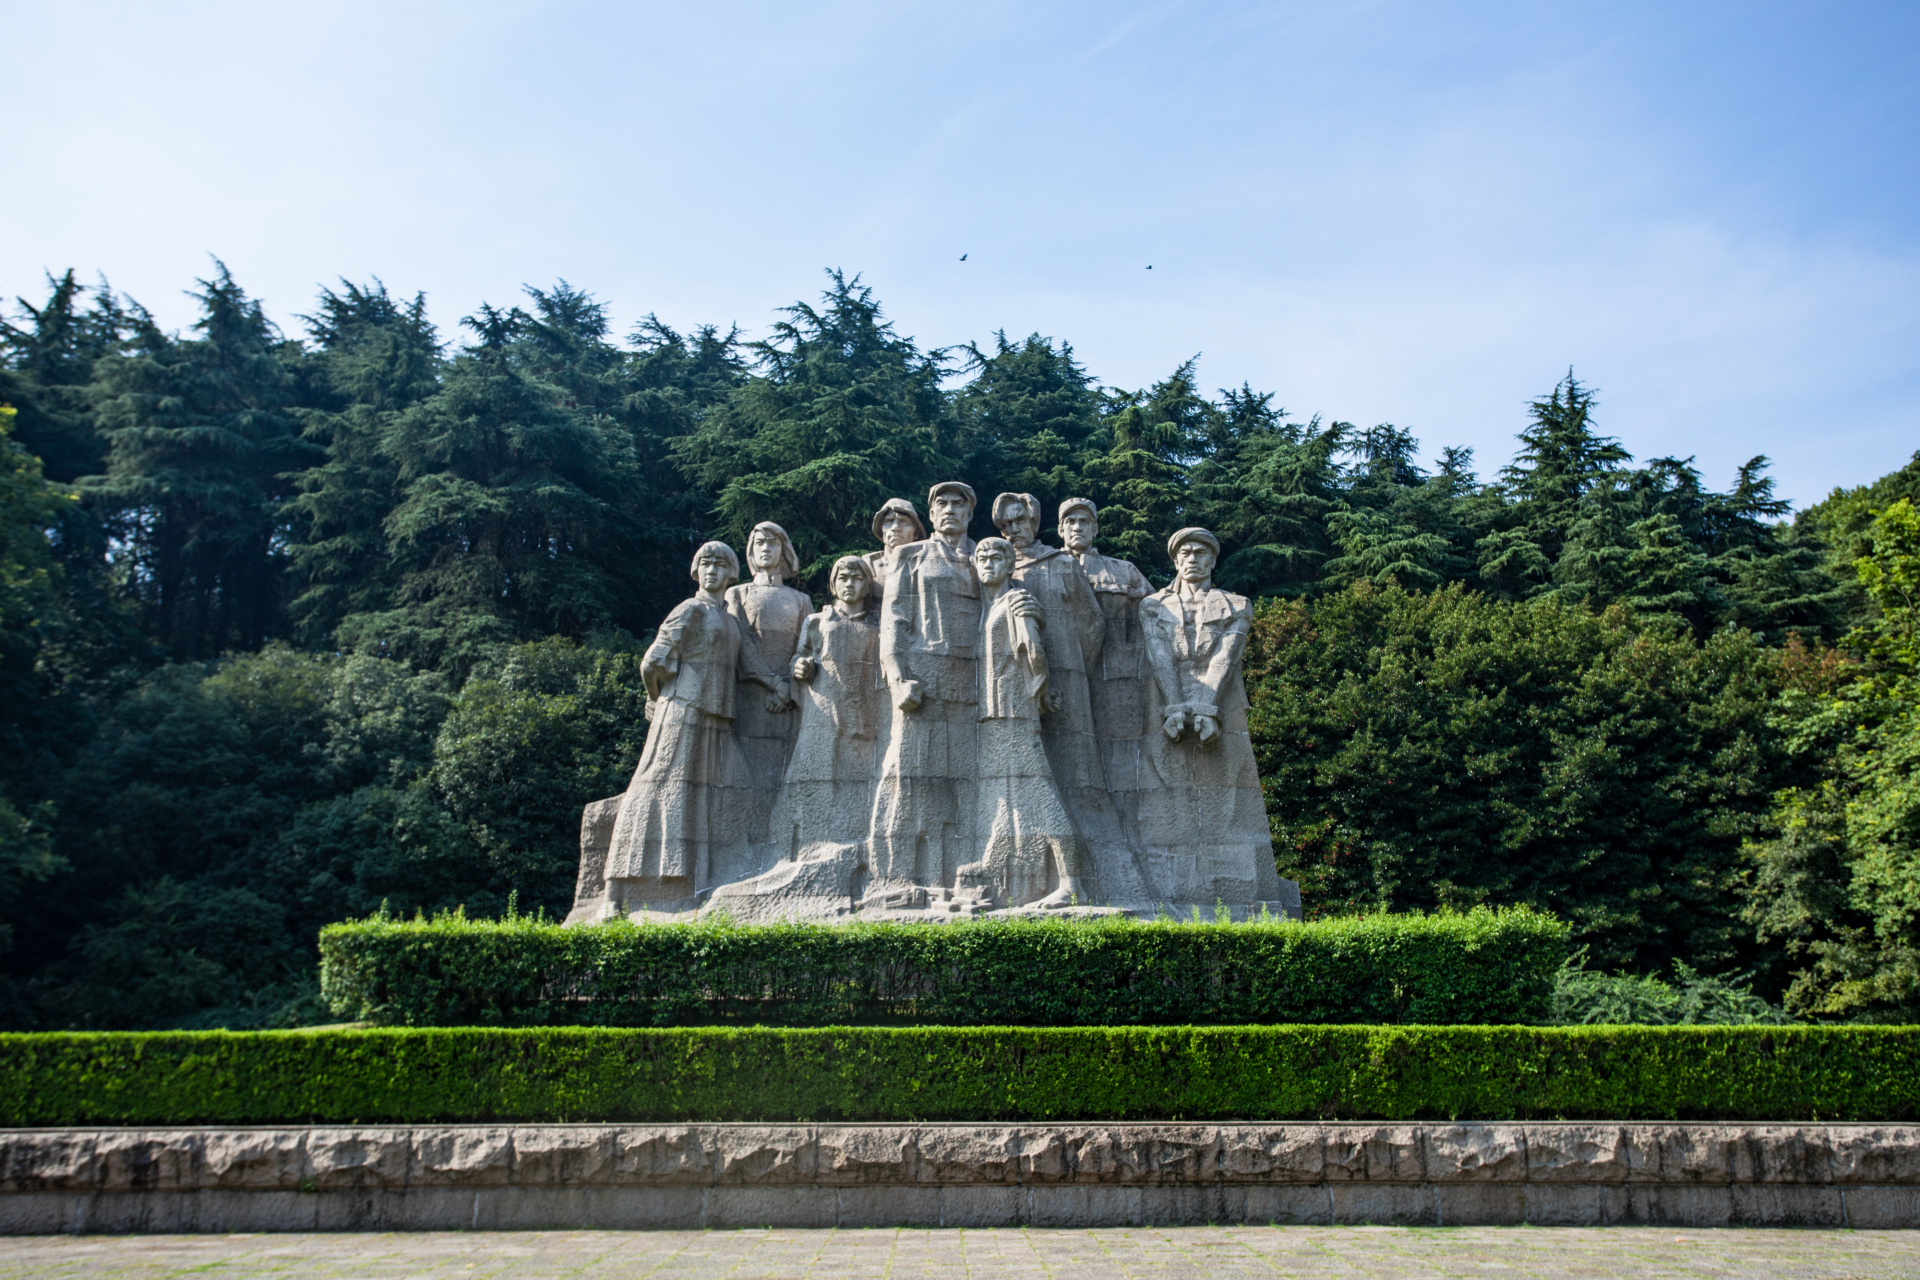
[0,264,1915,1028]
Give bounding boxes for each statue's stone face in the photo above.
[696,552,734,593]
[832,561,871,608]
[747,529,783,573]
[974,541,1013,587]
[1174,539,1216,585]
[1060,509,1096,554]
[930,491,972,535]
[997,502,1037,549]
[880,510,917,549]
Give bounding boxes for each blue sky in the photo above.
[5,0,1917,507]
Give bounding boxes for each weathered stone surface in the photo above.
[1830,1125,1920,1184]
[409,1126,511,1187]
[1064,1125,1220,1184]
[612,1127,713,1184]
[302,1128,409,1190]
[1424,1125,1525,1182]
[916,1127,1021,1184]
[562,501,1300,927]
[1325,1124,1424,1183]
[1526,1125,1628,1184]
[1221,1127,1326,1183]
[201,1129,306,1190]
[96,1130,201,1192]
[1626,1124,1731,1184]
[713,1125,815,1185]
[3,1123,1918,1232]
[815,1126,915,1185]
[510,1126,614,1186]
[0,1132,98,1192]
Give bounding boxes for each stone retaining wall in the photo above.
[1,1123,1916,1231]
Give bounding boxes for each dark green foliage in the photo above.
[0,261,1892,1029]
[670,272,949,584]
[1246,584,1786,974]
[317,908,1565,1028]
[1,1024,1914,1125]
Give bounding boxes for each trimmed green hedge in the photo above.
[1,1026,1914,1125]
[318,907,1566,1027]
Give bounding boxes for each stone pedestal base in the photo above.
[2,1122,1914,1231]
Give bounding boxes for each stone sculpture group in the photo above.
[565,484,1300,923]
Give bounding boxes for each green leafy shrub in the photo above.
[0,1025,1913,1125]
[1549,956,1790,1025]
[318,907,1567,1028]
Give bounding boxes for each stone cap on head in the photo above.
[928,481,977,510]
[870,497,926,543]
[1166,527,1221,560]
[1058,496,1097,523]
[991,491,1040,526]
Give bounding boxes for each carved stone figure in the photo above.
[724,521,808,857]
[864,497,925,582]
[564,489,1302,927]
[868,481,983,902]
[955,538,1087,910]
[603,542,788,911]
[1136,527,1286,908]
[992,492,1147,904]
[1060,497,1155,823]
[767,555,884,855]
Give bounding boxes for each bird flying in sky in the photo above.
[959,253,967,261]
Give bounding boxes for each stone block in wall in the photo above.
[815,1126,916,1185]
[1525,1125,1628,1183]
[714,1125,816,1185]
[1423,1125,1525,1182]
[509,1126,614,1186]
[1220,1127,1325,1183]
[916,1127,1020,1184]
[97,1130,201,1193]
[1830,1126,1920,1184]
[201,1129,306,1191]
[0,1132,98,1192]
[409,1127,511,1187]
[302,1128,410,1190]
[611,1126,714,1184]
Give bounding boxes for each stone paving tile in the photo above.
[0,1226,1916,1278]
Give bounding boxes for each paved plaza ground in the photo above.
[0,1227,1915,1278]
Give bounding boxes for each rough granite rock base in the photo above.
[1,1122,1915,1232]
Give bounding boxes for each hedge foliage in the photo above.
[318,907,1567,1028]
[1,1025,1914,1125]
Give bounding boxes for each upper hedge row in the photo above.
[2,1025,1914,1125]
[318,907,1567,1027]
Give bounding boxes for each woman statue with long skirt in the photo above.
[604,541,787,911]
[955,537,1087,910]
[768,554,884,856]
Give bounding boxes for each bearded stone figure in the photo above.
[600,542,788,913]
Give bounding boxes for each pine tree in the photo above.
[86,265,309,659]
[950,331,1100,530]
[670,271,951,582]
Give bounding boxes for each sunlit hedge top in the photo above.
[319,905,1567,1028]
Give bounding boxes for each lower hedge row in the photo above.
[2,1026,1915,1125]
